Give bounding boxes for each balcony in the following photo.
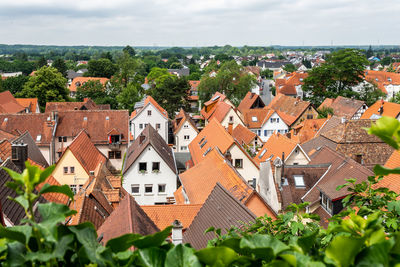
[109,142,120,150]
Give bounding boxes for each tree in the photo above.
[37,56,47,69]
[366,45,374,58]
[147,67,173,88]
[303,49,369,106]
[260,69,273,79]
[317,106,334,118]
[87,58,117,78]
[123,45,136,57]
[116,82,142,112]
[169,62,183,69]
[150,76,190,118]
[358,83,386,106]
[114,52,145,88]
[283,63,296,73]
[0,75,29,94]
[52,58,67,77]
[17,66,68,109]
[302,59,312,69]
[76,80,117,108]
[381,56,393,66]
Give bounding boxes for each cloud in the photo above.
[0,0,399,46]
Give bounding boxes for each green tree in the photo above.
[366,45,373,58]
[317,106,334,118]
[52,58,67,77]
[147,67,174,88]
[116,82,142,112]
[260,69,273,79]
[169,62,183,69]
[17,66,68,109]
[283,63,296,73]
[37,56,47,69]
[381,56,393,66]
[358,83,386,106]
[115,52,145,88]
[87,58,117,78]
[303,49,369,106]
[76,80,117,108]
[123,45,136,57]
[0,75,29,94]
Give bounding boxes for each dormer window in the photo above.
[251,116,258,122]
[36,135,42,142]
[109,135,120,144]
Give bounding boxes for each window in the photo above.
[139,124,143,129]
[229,116,234,122]
[148,110,152,116]
[139,162,147,172]
[294,175,305,187]
[109,151,122,159]
[131,184,140,194]
[115,151,121,159]
[156,123,161,129]
[198,137,205,144]
[264,130,267,136]
[235,159,243,168]
[184,135,190,140]
[11,147,18,160]
[268,130,274,135]
[200,139,207,148]
[63,167,68,174]
[257,130,261,136]
[251,116,258,122]
[184,124,189,128]
[259,149,267,158]
[109,135,120,143]
[36,135,42,142]
[158,184,166,193]
[70,167,75,174]
[277,118,280,123]
[180,146,188,151]
[145,184,153,193]
[203,147,211,156]
[270,118,277,123]
[307,114,313,119]
[70,185,77,195]
[355,154,363,164]
[152,162,160,172]
[58,136,67,142]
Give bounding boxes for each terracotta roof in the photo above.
[189,80,200,91]
[361,100,400,119]
[183,183,257,249]
[237,92,265,112]
[232,124,256,145]
[16,98,39,113]
[56,110,129,145]
[97,194,159,245]
[69,77,109,92]
[318,96,365,119]
[131,95,168,120]
[0,129,16,141]
[373,150,400,193]
[174,186,185,204]
[254,133,298,165]
[0,140,11,162]
[0,91,26,114]
[313,206,331,228]
[318,98,334,110]
[36,174,70,205]
[203,92,227,106]
[201,101,232,123]
[364,70,400,94]
[141,204,201,230]
[67,130,107,176]
[241,108,275,129]
[276,72,308,96]
[45,98,107,112]
[289,118,328,144]
[268,94,312,126]
[123,125,176,174]
[173,109,199,135]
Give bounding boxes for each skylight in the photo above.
[211,95,220,101]
[203,147,211,157]
[84,117,87,121]
[294,175,305,187]
[3,118,8,122]
[251,116,258,122]
[36,135,42,142]
[259,149,267,158]
[106,116,109,120]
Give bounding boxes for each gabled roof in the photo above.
[232,124,256,145]
[13,131,49,168]
[318,96,366,119]
[268,94,313,126]
[131,95,168,120]
[303,146,373,202]
[361,100,400,119]
[364,70,400,94]
[0,129,16,141]
[237,92,265,112]
[289,118,328,144]
[201,101,232,122]
[173,109,199,135]
[16,98,39,113]
[318,98,334,110]
[0,91,25,114]
[203,92,227,106]
[67,130,107,176]
[45,98,108,112]
[69,77,109,92]
[56,110,129,144]
[254,133,299,165]
[97,194,159,245]
[183,183,257,249]
[241,107,275,129]
[123,125,176,174]
[141,204,202,230]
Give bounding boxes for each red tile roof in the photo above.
[268,94,313,126]
[289,118,328,144]
[173,109,199,135]
[237,92,265,112]
[45,98,108,112]
[373,150,400,193]
[0,140,11,161]
[232,124,256,145]
[0,91,26,113]
[69,77,109,92]
[361,100,400,119]
[364,70,400,94]
[254,133,298,165]
[16,98,39,113]
[275,72,308,96]
[201,101,232,123]
[131,95,168,119]
[242,108,275,129]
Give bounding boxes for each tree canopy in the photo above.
[86,58,117,78]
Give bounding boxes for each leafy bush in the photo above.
[1,116,400,266]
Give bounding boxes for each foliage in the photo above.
[123,45,136,57]
[52,58,67,77]
[17,66,69,109]
[358,82,386,106]
[87,58,118,78]
[283,63,296,73]
[0,75,29,94]
[76,80,118,109]
[147,67,174,88]
[303,49,368,106]
[37,56,47,69]
[116,82,143,113]
[390,91,400,104]
[317,106,334,118]
[260,69,273,79]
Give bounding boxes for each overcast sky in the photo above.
[1,0,399,46]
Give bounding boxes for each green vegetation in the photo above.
[317,106,334,118]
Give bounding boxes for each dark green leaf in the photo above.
[297,231,318,253]
[39,183,74,201]
[165,244,201,267]
[325,235,364,267]
[374,165,400,176]
[355,241,392,266]
[0,225,30,244]
[6,242,26,267]
[39,164,55,184]
[106,233,142,253]
[240,234,289,261]
[132,226,172,249]
[138,247,166,267]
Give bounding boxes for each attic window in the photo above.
[211,95,220,101]
[4,118,8,122]
[198,137,205,144]
[106,116,109,120]
[200,139,207,148]
[259,149,267,158]
[294,175,305,187]
[83,117,87,121]
[251,116,258,122]
[203,147,211,157]
[36,135,42,142]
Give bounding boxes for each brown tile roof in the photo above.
[141,204,201,230]
[97,194,159,245]
[45,98,107,112]
[67,130,107,176]
[318,96,365,119]
[289,118,328,144]
[318,98,334,110]
[232,124,256,145]
[301,135,337,156]
[69,77,109,92]
[0,113,55,145]
[183,183,257,249]
[237,92,265,112]
[361,100,400,119]
[123,125,176,174]
[0,129,16,141]
[56,110,129,145]
[268,94,312,126]
[16,98,39,113]
[0,140,11,162]
[173,109,199,135]
[0,91,25,114]
[313,206,331,228]
[254,133,298,165]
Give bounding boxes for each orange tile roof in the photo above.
[203,92,227,106]
[254,132,298,165]
[268,94,312,126]
[131,95,168,119]
[237,92,264,112]
[0,91,26,114]
[364,70,400,94]
[0,140,11,161]
[67,130,107,176]
[374,150,400,192]
[69,77,109,92]
[36,175,70,205]
[174,186,185,204]
[0,130,15,142]
[232,124,256,145]
[275,72,308,96]
[141,204,202,229]
[189,119,235,164]
[318,98,334,110]
[16,98,39,113]
[173,109,199,135]
[189,80,200,91]
[361,100,400,119]
[242,108,274,129]
[201,101,232,123]
[289,118,328,144]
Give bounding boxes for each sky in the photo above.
[1,0,400,47]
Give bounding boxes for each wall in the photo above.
[122,144,177,205]
[52,149,89,186]
[131,104,168,142]
[174,121,198,152]
[97,144,127,171]
[292,106,319,127]
[39,146,50,165]
[258,112,289,142]
[258,161,281,213]
[285,146,309,165]
[228,144,259,184]
[220,108,244,129]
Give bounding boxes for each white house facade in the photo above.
[251,112,289,142]
[175,120,198,152]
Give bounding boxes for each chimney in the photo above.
[171,220,183,245]
[252,178,256,189]
[12,142,28,172]
[139,134,146,145]
[224,151,232,164]
[228,122,233,135]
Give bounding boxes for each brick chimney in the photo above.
[12,142,28,172]
[227,122,233,135]
[224,151,232,164]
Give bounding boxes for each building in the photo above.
[360,100,400,120]
[364,70,400,99]
[318,96,367,120]
[45,98,110,112]
[237,92,266,113]
[68,77,109,98]
[16,98,40,113]
[173,109,199,152]
[0,91,26,114]
[122,125,177,205]
[231,124,262,155]
[188,80,200,112]
[275,72,308,98]
[130,96,169,143]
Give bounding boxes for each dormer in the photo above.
[107,128,122,149]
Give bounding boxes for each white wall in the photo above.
[228,144,259,184]
[97,144,127,171]
[122,144,177,205]
[256,112,289,142]
[175,121,198,152]
[131,104,169,143]
[258,161,281,213]
[285,146,309,165]
[39,146,50,165]
[220,109,244,129]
